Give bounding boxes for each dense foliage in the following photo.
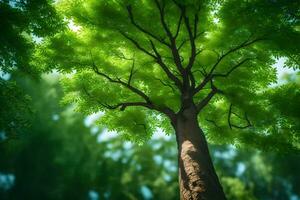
[33,0,300,151]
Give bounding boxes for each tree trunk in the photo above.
[172,107,227,200]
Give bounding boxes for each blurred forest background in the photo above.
[1,72,299,200]
[1,0,300,199]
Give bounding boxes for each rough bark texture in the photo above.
[172,107,227,200]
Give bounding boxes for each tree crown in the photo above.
[35,0,300,149]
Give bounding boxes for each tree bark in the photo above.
[172,107,227,200]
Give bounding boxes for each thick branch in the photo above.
[194,38,263,95]
[173,2,203,73]
[102,102,152,111]
[193,9,200,39]
[90,58,176,118]
[91,60,151,103]
[126,5,170,47]
[154,0,185,77]
[120,31,182,90]
[154,0,173,40]
[196,79,223,112]
[196,89,217,112]
[182,7,196,71]
[213,58,252,78]
[174,12,183,39]
[149,39,183,89]
[208,38,263,76]
[193,75,213,95]
[82,84,153,111]
[119,31,156,58]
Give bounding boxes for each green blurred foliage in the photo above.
[0,78,32,137]
[212,145,300,200]
[1,75,299,200]
[0,0,64,137]
[0,0,64,74]
[0,75,180,200]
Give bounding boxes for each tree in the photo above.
[36,0,300,199]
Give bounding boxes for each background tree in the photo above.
[0,75,180,200]
[0,0,63,138]
[0,74,299,199]
[34,0,299,199]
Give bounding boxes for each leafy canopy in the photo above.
[36,0,300,149]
